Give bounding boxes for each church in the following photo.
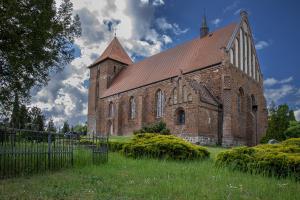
[87,11,268,146]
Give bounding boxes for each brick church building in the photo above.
[87,11,267,146]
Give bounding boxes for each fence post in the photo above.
[48,132,51,170]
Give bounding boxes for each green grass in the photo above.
[0,147,299,200]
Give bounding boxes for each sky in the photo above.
[30,0,300,126]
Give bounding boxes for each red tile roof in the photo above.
[100,23,237,98]
[90,37,133,67]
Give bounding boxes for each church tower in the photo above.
[87,37,132,134]
[200,14,209,38]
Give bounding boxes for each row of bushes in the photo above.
[216,138,300,181]
[79,133,209,160]
[122,133,209,160]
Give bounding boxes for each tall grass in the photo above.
[0,148,299,200]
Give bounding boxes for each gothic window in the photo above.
[129,96,136,119]
[187,94,192,102]
[156,89,164,118]
[235,38,239,68]
[251,95,257,112]
[183,85,187,102]
[237,88,244,113]
[113,66,117,74]
[173,88,178,104]
[108,102,114,118]
[176,108,185,125]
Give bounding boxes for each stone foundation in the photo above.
[180,135,218,146]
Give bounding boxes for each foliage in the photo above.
[62,121,70,133]
[133,121,170,135]
[109,141,128,152]
[47,119,57,133]
[0,0,81,115]
[262,104,296,142]
[281,138,300,146]
[122,133,209,160]
[284,121,300,139]
[73,123,87,134]
[29,107,45,131]
[215,139,300,181]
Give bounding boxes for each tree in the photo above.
[47,119,57,133]
[62,121,70,133]
[262,104,293,142]
[288,110,296,121]
[10,94,20,128]
[19,105,31,129]
[30,107,45,131]
[284,121,300,139]
[0,0,81,115]
[73,122,88,134]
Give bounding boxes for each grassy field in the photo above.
[0,147,299,200]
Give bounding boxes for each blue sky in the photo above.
[31,0,300,126]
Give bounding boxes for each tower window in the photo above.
[176,108,185,125]
[108,102,114,118]
[156,89,164,118]
[129,96,136,119]
[113,66,117,73]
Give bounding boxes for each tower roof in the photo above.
[90,37,133,67]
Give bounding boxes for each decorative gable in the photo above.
[226,11,262,83]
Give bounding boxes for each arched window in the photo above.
[183,85,187,102]
[173,88,178,104]
[187,94,192,102]
[129,96,136,119]
[176,108,185,125]
[237,88,244,113]
[108,102,114,118]
[156,89,164,118]
[251,95,257,112]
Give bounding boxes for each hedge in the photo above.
[121,133,210,160]
[216,138,300,181]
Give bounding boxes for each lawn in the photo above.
[0,147,299,200]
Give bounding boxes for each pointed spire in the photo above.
[93,37,132,66]
[200,11,209,38]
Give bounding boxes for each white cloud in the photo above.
[255,41,270,50]
[264,85,294,103]
[153,0,164,6]
[264,76,293,87]
[156,17,189,35]
[295,109,300,121]
[211,18,222,27]
[30,0,177,127]
[224,1,239,13]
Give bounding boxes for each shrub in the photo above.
[108,141,128,152]
[121,133,209,160]
[216,139,300,181]
[133,121,170,135]
[284,121,300,139]
[281,138,300,147]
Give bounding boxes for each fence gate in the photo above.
[0,128,108,179]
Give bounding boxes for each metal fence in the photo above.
[0,128,108,179]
